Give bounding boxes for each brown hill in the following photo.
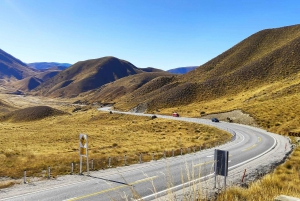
[35,70,60,81]
[0,49,35,80]
[9,70,61,92]
[0,106,68,122]
[33,56,144,98]
[13,77,43,91]
[86,72,173,103]
[109,24,300,111]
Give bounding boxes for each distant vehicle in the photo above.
[151,115,157,119]
[172,112,179,117]
[211,118,219,122]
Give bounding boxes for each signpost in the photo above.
[214,149,229,189]
[79,134,89,175]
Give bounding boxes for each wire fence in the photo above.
[21,140,233,183]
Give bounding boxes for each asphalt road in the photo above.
[1,108,284,201]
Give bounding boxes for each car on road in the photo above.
[211,117,219,122]
[172,112,179,117]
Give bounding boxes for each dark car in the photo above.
[211,118,219,122]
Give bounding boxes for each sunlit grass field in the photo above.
[0,109,231,181]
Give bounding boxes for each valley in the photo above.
[0,23,300,200]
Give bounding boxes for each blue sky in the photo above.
[0,0,299,70]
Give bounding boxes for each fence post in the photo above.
[163,151,166,159]
[48,166,51,179]
[124,155,127,166]
[193,146,196,153]
[139,153,142,163]
[108,157,112,168]
[91,159,94,170]
[200,145,202,151]
[24,170,26,184]
[71,162,74,175]
[152,152,155,161]
[172,149,174,157]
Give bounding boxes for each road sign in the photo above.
[214,149,228,176]
[79,134,88,156]
[79,134,89,175]
[214,149,229,189]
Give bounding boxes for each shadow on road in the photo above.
[88,175,131,186]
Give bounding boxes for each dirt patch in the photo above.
[128,102,148,113]
[201,109,258,127]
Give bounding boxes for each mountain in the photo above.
[101,24,300,113]
[32,56,145,98]
[167,66,198,74]
[27,62,71,70]
[0,49,35,80]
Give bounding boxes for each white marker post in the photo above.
[79,134,89,175]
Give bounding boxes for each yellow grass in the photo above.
[216,145,300,201]
[0,108,231,179]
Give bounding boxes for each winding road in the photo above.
[0,108,290,201]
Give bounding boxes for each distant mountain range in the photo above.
[27,62,71,70]
[167,66,198,74]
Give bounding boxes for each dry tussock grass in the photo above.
[0,109,231,179]
[216,145,300,201]
[154,74,300,200]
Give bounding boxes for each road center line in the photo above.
[64,176,158,201]
[242,143,257,152]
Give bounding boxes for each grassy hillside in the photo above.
[0,106,68,122]
[0,49,35,80]
[110,24,300,112]
[95,24,300,136]
[86,72,173,103]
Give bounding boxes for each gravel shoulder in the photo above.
[201,109,258,127]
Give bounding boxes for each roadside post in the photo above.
[48,166,51,179]
[79,134,89,175]
[214,149,229,190]
[71,162,74,174]
[24,170,26,184]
